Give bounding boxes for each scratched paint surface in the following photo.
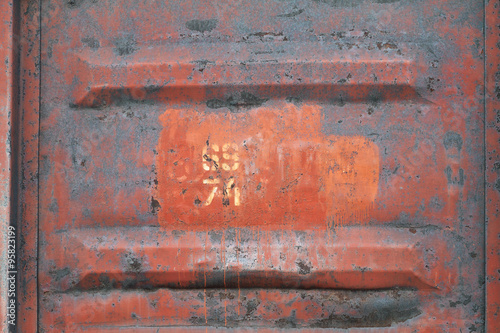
[36,0,486,331]
[156,103,379,229]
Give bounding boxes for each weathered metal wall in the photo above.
[2,0,498,331]
[15,0,41,331]
[0,1,21,331]
[35,0,486,331]
[0,1,15,331]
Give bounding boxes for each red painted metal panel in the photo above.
[16,0,41,331]
[36,0,486,331]
[0,1,18,331]
[6,0,496,331]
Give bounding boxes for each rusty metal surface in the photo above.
[16,0,41,331]
[0,1,18,331]
[486,0,500,331]
[9,0,489,331]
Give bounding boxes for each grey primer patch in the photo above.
[113,35,137,56]
[186,19,218,33]
[428,196,444,212]
[311,293,421,328]
[171,230,187,239]
[206,92,268,112]
[276,9,304,18]
[443,131,463,152]
[81,37,100,50]
[123,253,143,273]
[313,0,399,6]
[286,96,303,105]
[48,198,59,213]
[445,166,465,186]
[67,0,84,8]
[50,267,71,281]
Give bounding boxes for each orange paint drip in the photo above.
[203,288,207,324]
[236,228,240,316]
[177,236,182,288]
[222,229,226,288]
[222,229,227,326]
[204,230,208,324]
[257,227,260,264]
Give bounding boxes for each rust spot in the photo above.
[296,260,312,275]
[150,196,161,214]
[376,42,398,50]
[206,92,268,112]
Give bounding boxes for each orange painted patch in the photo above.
[156,103,379,230]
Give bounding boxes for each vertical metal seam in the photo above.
[10,0,21,329]
[36,0,42,330]
[483,0,487,331]
[0,1,16,331]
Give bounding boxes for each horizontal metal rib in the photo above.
[68,42,425,107]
